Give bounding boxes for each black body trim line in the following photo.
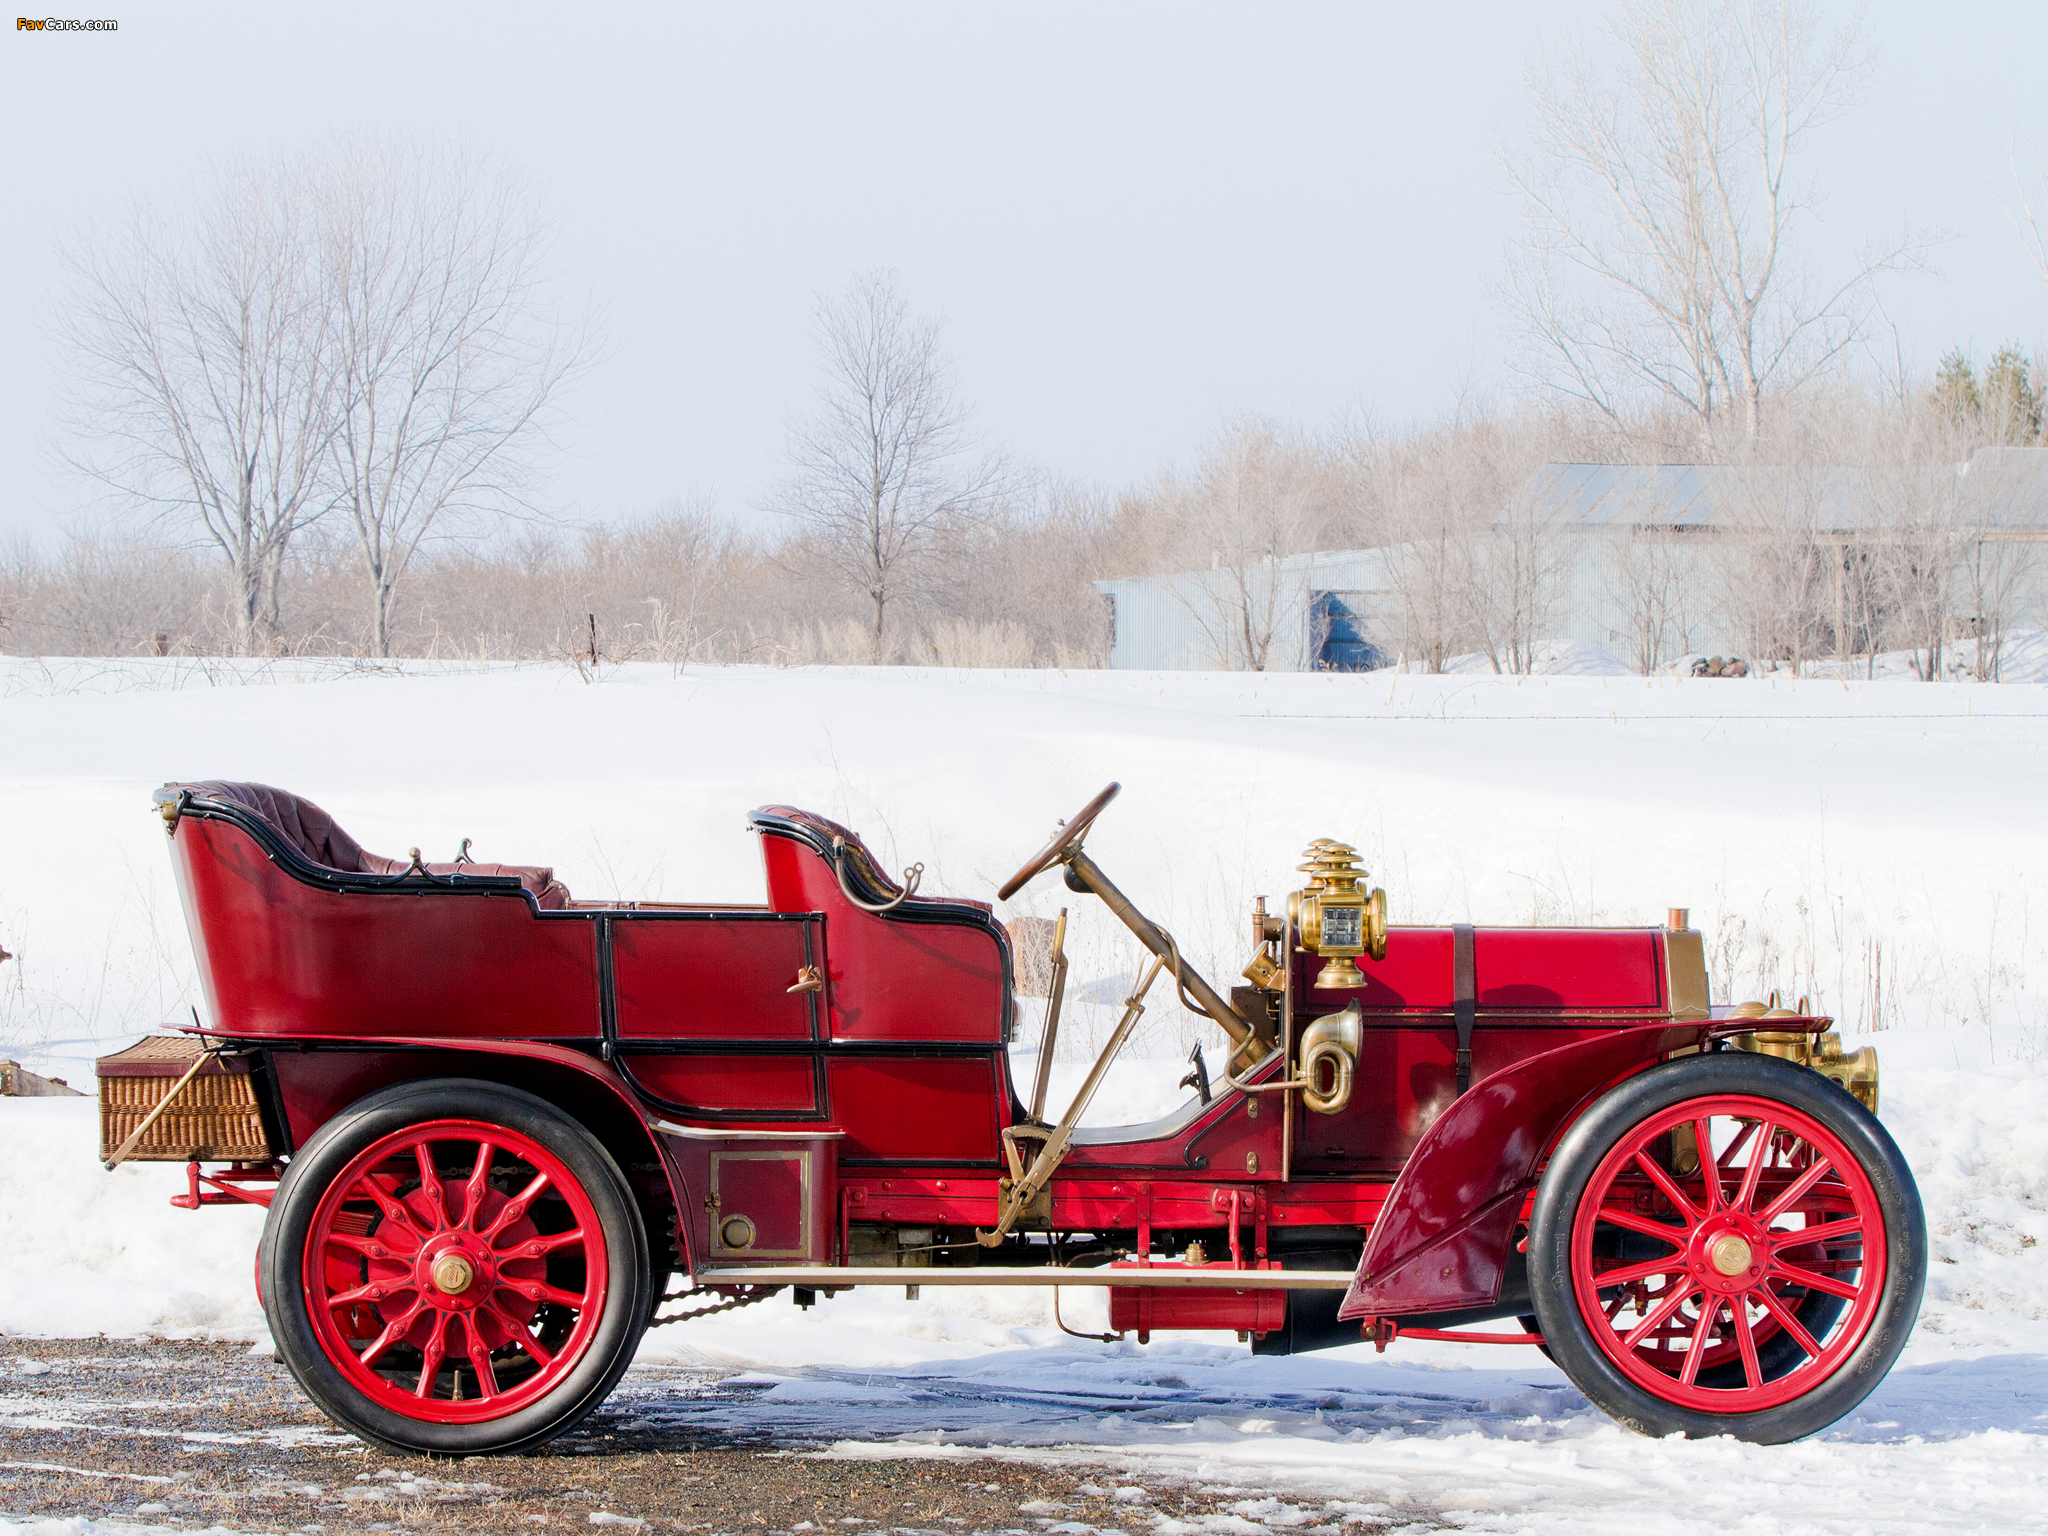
[615,1039,1003,1059]
[159,789,808,923]
[1453,922,1476,1095]
[597,915,618,1062]
[611,1053,830,1122]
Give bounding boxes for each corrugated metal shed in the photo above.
[1518,449,2048,533]
[1095,450,2048,671]
[1094,548,1399,672]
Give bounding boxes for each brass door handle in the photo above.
[787,965,823,994]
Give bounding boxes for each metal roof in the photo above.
[1518,448,2048,533]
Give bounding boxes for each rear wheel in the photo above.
[260,1080,651,1456]
[1528,1052,1923,1443]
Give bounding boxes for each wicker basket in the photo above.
[96,1035,274,1163]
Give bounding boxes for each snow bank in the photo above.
[4,657,2048,1528]
[1443,638,1636,676]
[5,657,2045,1071]
[0,1100,265,1341]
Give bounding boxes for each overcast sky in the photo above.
[4,1,2044,546]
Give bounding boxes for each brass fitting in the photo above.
[1727,1010,1879,1114]
[1286,840,1388,990]
[1299,1001,1362,1115]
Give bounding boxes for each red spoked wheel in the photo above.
[306,1120,608,1422]
[1570,1095,1882,1410]
[1530,1053,1924,1443]
[263,1081,650,1456]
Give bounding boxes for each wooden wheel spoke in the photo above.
[480,1171,552,1241]
[462,1315,500,1398]
[326,1279,406,1310]
[1693,1117,1724,1211]
[461,1140,497,1231]
[1679,1296,1721,1386]
[1760,1154,1836,1224]
[1773,1218,1864,1255]
[414,1144,447,1231]
[415,1317,448,1399]
[1731,1297,1762,1389]
[1622,1282,1698,1351]
[1598,1207,1690,1246]
[1733,1120,1775,1212]
[1632,1151,1702,1224]
[501,1278,588,1310]
[358,1173,425,1238]
[1770,1256,1864,1301]
[323,1229,404,1261]
[1598,1255,1689,1288]
[499,1227,586,1261]
[357,1300,424,1368]
[1756,1286,1825,1360]
[486,1306,555,1369]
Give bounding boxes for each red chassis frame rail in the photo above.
[169,1161,280,1211]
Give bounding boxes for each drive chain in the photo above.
[648,1282,785,1329]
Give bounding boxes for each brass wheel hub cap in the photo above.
[1708,1233,1753,1277]
[431,1253,476,1296]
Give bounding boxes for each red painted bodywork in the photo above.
[153,784,1767,1339]
[174,814,601,1041]
[1109,1262,1287,1340]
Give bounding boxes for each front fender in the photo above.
[1338,1023,1705,1319]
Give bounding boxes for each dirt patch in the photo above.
[0,1340,1433,1534]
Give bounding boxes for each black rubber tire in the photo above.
[259,1079,651,1457]
[1528,1052,1925,1444]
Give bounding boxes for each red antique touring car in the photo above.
[98,780,1923,1455]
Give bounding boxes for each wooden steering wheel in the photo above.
[998,783,1121,901]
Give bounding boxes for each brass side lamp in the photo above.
[1287,840,1388,990]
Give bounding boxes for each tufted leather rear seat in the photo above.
[168,781,571,909]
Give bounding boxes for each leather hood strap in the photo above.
[1452,923,1476,1095]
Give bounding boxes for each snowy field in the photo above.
[4,655,2048,1533]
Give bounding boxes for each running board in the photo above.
[695,1265,1355,1290]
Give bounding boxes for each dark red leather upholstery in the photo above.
[169,781,571,909]
[753,804,993,915]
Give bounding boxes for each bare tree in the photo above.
[1504,0,1920,446]
[1472,491,1573,675]
[1602,524,1696,671]
[322,138,587,658]
[775,271,1003,654]
[55,156,339,653]
[1359,410,1549,672]
[1164,420,1331,670]
[944,480,1125,667]
[1713,464,1837,670]
[2009,138,2048,298]
[1364,436,1483,674]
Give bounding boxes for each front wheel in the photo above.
[1528,1052,1924,1443]
[259,1080,651,1456]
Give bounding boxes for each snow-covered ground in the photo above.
[4,656,2048,1532]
